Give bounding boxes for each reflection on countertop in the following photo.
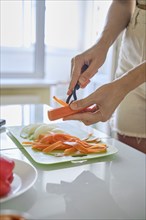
[27,169,126,219]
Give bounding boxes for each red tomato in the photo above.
[0,156,15,181]
[0,179,11,197]
[7,173,14,184]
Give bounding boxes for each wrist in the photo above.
[99,29,114,49]
[112,79,128,100]
[115,61,146,95]
[96,31,112,53]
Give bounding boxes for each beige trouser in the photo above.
[112,7,146,140]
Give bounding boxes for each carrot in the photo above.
[48,105,98,121]
[53,133,75,142]
[48,105,85,121]
[55,144,72,150]
[32,144,51,150]
[22,141,33,145]
[22,130,107,156]
[89,143,107,149]
[86,148,107,153]
[39,135,54,144]
[76,139,89,148]
[43,141,63,153]
[48,96,98,121]
[73,142,89,154]
[53,96,68,107]
[39,133,74,144]
[64,147,77,156]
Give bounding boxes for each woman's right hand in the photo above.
[67,0,136,96]
[67,41,109,95]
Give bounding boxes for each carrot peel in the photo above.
[53,96,68,107]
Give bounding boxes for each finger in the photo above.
[70,94,96,110]
[82,110,103,125]
[79,60,98,86]
[63,110,103,125]
[67,61,74,95]
[80,79,90,88]
[63,112,86,121]
[67,58,84,94]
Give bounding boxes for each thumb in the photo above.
[70,96,94,110]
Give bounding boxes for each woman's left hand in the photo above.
[63,80,126,125]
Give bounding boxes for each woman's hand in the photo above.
[64,60,146,125]
[67,0,135,96]
[67,42,109,95]
[64,80,126,125]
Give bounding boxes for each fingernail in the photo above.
[79,77,89,87]
[80,76,87,83]
[70,102,78,110]
[80,79,90,88]
[67,89,72,95]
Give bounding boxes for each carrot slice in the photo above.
[64,147,77,156]
[53,96,68,106]
[73,143,89,154]
[43,141,63,153]
[22,126,107,156]
[86,148,107,153]
[53,133,74,142]
[22,141,33,145]
[55,144,72,150]
[32,144,51,150]
[39,135,54,144]
[76,140,89,148]
[89,143,107,149]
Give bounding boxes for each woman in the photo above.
[64,0,146,153]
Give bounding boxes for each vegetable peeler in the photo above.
[66,64,88,104]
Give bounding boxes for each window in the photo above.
[1,0,113,84]
[91,0,112,44]
[1,0,90,81]
[1,0,37,77]
[45,1,82,50]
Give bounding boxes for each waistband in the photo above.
[137,5,146,10]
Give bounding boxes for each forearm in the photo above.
[116,61,146,96]
[98,0,135,49]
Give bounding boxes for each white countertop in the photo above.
[0,104,145,220]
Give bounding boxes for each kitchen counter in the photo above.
[0,104,145,220]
